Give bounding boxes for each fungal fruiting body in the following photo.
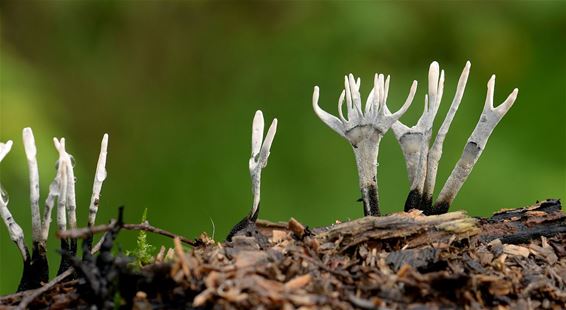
[313,61,517,216]
[0,130,109,291]
[389,61,468,213]
[429,75,518,214]
[313,74,417,216]
[391,62,517,215]
[226,110,278,241]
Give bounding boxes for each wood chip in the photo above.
[503,244,530,258]
[174,237,190,278]
[271,230,289,243]
[288,217,305,238]
[284,274,312,291]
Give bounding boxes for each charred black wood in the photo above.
[478,199,565,244]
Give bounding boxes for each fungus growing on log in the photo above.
[430,75,518,214]
[314,61,517,216]
[0,131,110,291]
[312,73,417,216]
[226,110,278,241]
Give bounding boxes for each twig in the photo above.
[16,269,74,310]
[57,221,198,246]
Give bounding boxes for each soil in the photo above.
[1,199,565,309]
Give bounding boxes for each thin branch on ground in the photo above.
[57,220,198,246]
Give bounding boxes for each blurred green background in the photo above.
[0,1,564,294]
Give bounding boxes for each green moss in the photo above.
[126,209,155,268]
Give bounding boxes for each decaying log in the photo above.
[1,199,565,309]
[257,199,564,250]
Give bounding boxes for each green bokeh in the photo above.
[0,1,564,294]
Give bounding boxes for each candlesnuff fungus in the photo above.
[0,130,109,291]
[388,61,469,212]
[429,75,518,214]
[53,137,79,274]
[314,61,517,216]
[227,110,277,241]
[22,128,49,288]
[313,73,417,216]
[0,140,30,287]
[387,61,517,214]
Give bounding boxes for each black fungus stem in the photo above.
[360,185,380,216]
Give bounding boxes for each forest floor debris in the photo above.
[1,199,565,309]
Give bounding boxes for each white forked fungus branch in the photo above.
[227,110,277,241]
[313,73,417,216]
[388,62,445,211]
[422,62,471,208]
[389,62,471,212]
[431,75,518,214]
[0,140,29,261]
[249,111,278,221]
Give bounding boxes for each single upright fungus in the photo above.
[313,74,417,216]
[0,140,30,290]
[227,110,277,241]
[430,75,518,214]
[0,130,109,291]
[53,137,79,274]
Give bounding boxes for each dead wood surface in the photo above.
[1,199,565,309]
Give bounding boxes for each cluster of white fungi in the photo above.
[0,129,108,291]
[1,60,518,289]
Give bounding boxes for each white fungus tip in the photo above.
[22,128,37,158]
[251,110,265,156]
[0,140,14,162]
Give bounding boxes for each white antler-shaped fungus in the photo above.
[313,73,417,216]
[431,76,518,214]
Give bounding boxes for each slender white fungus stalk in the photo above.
[314,73,417,216]
[65,150,77,230]
[54,138,69,232]
[40,140,66,242]
[0,141,28,260]
[88,134,109,227]
[422,61,471,207]
[23,128,42,242]
[433,75,518,214]
[249,111,277,220]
